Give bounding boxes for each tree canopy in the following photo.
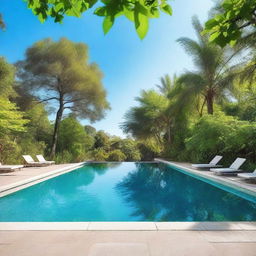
[178,16,236,114]
[17,38,110,156]
[0,98,28,136]
[24,0,173,39]
[0,57,28,136]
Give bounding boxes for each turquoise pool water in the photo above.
[0,162,255,221]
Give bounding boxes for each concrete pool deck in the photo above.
[0,230,256,256]
[0,163,75,187]
[0,162,85,197]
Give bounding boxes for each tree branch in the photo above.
[36,97,59,104]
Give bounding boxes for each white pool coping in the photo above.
[155,158,256,198]
[0,160,256,231]
[0,221,255,231]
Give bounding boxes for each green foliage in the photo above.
[0,135,20,164]
[90,148,109,161]
[54,150,74,164]
[185,114,256,168]
[0,57,50,164]
[24,0,173,39]
[0,128,47,165]
[178,16,237,115]
[119,139,141,161]
[111,138,141,161]
[121,89,170,143]
[17,38,110,121]
[94,130,110,149]
[222,80,256,122]
[57,117,94,161]
[0,58,29,136]
[0,57,16,97]
[107,149,126,161]
[0,98,29,135]
[17,37,110,156]
[137,139,162,160]
[84,125,97,136]
[204,0,256,47]
[122,74,196,160]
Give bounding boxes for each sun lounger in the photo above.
[36,155,55,165]
[22,155,50,167]
[238,169,256,180]
[0,162,23,172]
[192,155,223,169]
[210,157,246,175]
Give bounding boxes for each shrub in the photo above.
[57,117,94,162]
[94,131,110,149]
[54,150,73,164]
[107,149,126,162]
[185,114,256,169]
[111,138,141,161]
[137,139,162,161]
[90,148,109,161]
[0,134,47,165]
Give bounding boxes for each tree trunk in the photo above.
[199,98,206,117]
[206,91,214,115]
[50,96,64,158]
[166,120,172,144]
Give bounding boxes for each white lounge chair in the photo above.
[238,169,256,181]
[192,155,223,169]
[210,157,246,175]
[22,155,50,167]
[36,155,55,165]
[0,162,23,172]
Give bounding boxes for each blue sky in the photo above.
[0,0,214,137]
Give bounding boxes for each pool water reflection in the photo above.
[0,162,255,221]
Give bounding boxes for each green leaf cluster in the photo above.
[186,114,256,169]
[107,149,126,161]
[0,98,29,135]
[24,0,173,39]
[204,0,256,47]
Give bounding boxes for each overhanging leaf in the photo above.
[103,15,114,34]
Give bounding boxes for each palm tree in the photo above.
[121,89,170,144]
[177,16,236,114]
[121,75,193,145]
[156,74,178,97]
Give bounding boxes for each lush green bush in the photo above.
[137,139,162,161]
[0,135,21,164]
[94,130,110,150]
[107,149,126,162]
[57,117,94,162]
[119,139,141,161]
[185,114,256,169]
[0,134,47,164]
[89,148,109,161]
[54,150,74,164]
[110,138,141,161]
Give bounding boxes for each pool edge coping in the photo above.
[155,158,256,198]
[0,221,255,231]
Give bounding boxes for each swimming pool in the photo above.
[0,162,255,222]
